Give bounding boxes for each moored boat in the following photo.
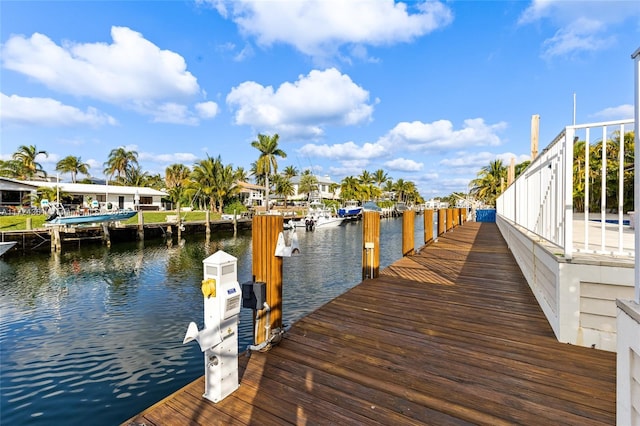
[338,200,362,218]
[0,241,17,257]
[44,202,137,226]
[293,200,345,230]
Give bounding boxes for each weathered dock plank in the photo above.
[124,222,616,425]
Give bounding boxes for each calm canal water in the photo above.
[0,217,424,425]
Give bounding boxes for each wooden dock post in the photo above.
[402,209,415,256]
[50,227,61,252]
[531,114,540,160]
[102,223,111,247]
[137,211,144,241]
[437,209,446,236]
[424,209,434,244]
[446,209,453,231]
[362,211,380,280]
[252,215,283,345]
[205,210,211,236]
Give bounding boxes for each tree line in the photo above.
[1,133,424,213]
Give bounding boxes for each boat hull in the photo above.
[338,207,363,217]
[46,211,137,226]
[0,241,17,257]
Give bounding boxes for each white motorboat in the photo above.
[0,241,17,257]
[293,200,345,230]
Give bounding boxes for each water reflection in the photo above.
[0,218,422,425]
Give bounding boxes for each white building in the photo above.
[0,177,167,211]
[289,174,340,201]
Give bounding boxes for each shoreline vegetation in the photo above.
[0,211,219,232]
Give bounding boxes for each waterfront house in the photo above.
[0,177,167,212]
[289,174,340,201]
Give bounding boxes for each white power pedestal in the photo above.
[183,250,242,403]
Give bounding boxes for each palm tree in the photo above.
[393,178,408,203]
[251,133,286,211]
[104,147,139,183]
[298,172,318,202]
[283,165,298,179]
[329,183,340,200]
[191,155,222,212]
[55,155,90,183]
[373,169,388,188]
[214,163,240,213]
[165,164,191,213]
[470,159,506,206]
[122,166,149,187]
[340,176,360,202]
[12,145,48,179]
[359,170,374,186]
[0,159,25,178]
[235,166,249,183]
[382,179,395,199]
[273,174,295,208]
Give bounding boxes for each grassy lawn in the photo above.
[0,210,225,232]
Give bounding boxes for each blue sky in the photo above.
[1,0,638,198]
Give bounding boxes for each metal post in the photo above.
[563,127,574,259]
[633,47,640,303]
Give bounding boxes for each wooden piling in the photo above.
[446,208,453,231]
[102,223,111,247]
[137,211,144,241]
[423,209,434,244]
[50,227,61,252]
[361,211,380,280]
[402,209,415,256]
[437,209,446,236]
[252,215,283,345]
[205,210,211,236]
[461,208,467,223]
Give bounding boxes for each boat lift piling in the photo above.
[362,211,380,280]
[250,215,284,347]
[402,210,416,256]
[424,209,434,245]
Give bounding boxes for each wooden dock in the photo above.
[124,222,616,425]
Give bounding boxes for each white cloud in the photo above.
[1,27,212,125]
[381,118,506,151]
[227,68,375,137]
[518,0,639,59]
[203,0,453,60]
[86,159,101,170]
[0,93,117,127]
[195,101,219,119]
[328,160,371,177]
[440,151,529,171]
[2,27,199,103]
[541,18,614,60]
[591,104,633,120]
[384,157,423,172]
[298,140,386,160]
[138,151,198,164]
[146,102,197,125]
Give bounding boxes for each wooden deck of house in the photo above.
[124,222,616,425]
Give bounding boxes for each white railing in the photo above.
[497,119,635,259]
